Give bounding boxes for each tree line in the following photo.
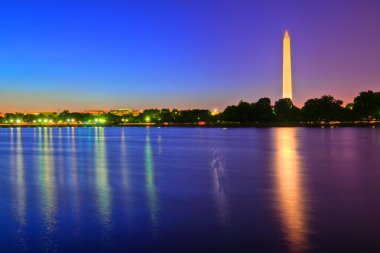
[1,90,379,125]
[222,90,380,123]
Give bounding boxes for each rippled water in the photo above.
[0,127,379,252]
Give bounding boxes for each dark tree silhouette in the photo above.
[255,97,275,122]
[353,91,380,120]
[274,98,301,122]
[302,95,344,121]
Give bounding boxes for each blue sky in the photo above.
[0,0,379,112]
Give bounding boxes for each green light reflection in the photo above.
[94,127,111,229]
[145,133,158,231]
[38,127,56,235]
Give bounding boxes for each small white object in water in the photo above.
[222,128,227,130]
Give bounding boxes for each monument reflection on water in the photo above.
[273,128,309,252]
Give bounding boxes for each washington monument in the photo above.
[283,30,292,100]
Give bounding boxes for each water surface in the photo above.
[0,127,379,252]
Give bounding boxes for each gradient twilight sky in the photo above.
[0,0,379,112]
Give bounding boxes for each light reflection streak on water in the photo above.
[145,131,158,232]
[70,128,80,221]
[120,129,128,188]
[211,150,228,227]
[56,128,64,183]
[15,128,26,226]
[119,129,133,227]
[37,127,57,250]
[273,128,309,252]
[94,127,111,229]
[157,135,162,155]
[9,128,27,250]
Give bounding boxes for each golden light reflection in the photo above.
[145,132,158,231]
[94,127,111,228]
[273,128,309,252]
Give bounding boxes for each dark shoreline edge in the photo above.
[0,122,379,128]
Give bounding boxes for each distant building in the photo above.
[30,112,57,116]
[109,109,132,116]
[83,110,106,115]
[110,109,142,116]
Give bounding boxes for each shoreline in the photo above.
[0,122,378,128]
